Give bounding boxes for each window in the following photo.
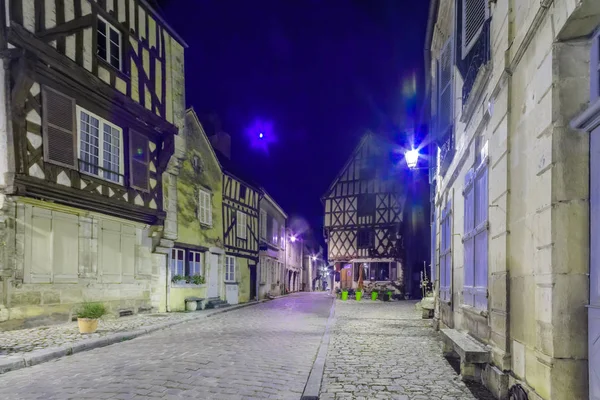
[129,131,149,191]
[272,219,279,245]
[357,194,376,217]
[239,184,247,200]
[225,256,236,282]
[236,211,247,239]
[188,251,202,276]
[198,189,212,226]
[439,201,452,302]
[463,144,489,309]
[171,249,203,280]
[437,37,454,139]
[171,248,185,277]
[461,0,488,59]
[368,262,390,281]
[260,209,267,239]
[280,226,285,248]
[357,228,374,249]
[77,107,123,184]
[97,17,121,70]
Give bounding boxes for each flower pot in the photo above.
[185,300,197,311]
[355,291,362,301]
[77,318,99,334]
[371,291,378,301]
[341,291,348,301]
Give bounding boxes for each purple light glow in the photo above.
[245,119,277,153]
[290,235,297,243]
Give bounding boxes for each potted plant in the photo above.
[76,302,107,334]
[191,275,206,285]
[341,289,349,301]
[371,289,379,301]
[172,274,184,284]
[355,289,363,301]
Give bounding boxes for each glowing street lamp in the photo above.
[405,148,420,169]
[311,255,317,261]
[290,235,297,243]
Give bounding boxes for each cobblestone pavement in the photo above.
[0,292,333,400]
[320,300,496,400]
[0,311,203,355]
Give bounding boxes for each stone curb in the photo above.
[300,297,336,400]
[0,299,269,375]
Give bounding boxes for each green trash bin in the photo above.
[371,291,378,301]
[356,291,362,301]
[341,291,348,301]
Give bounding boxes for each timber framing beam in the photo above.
[37,14,94,42]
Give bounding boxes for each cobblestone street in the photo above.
[0,294,495,400]
[0,293,332,400]
[320,300,495,400]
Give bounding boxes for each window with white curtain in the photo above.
[225,256,236,282]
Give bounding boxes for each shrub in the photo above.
[171,274,184,283]
[191,275,205,285]
[77,302,107,319]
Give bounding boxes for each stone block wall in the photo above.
[0,197,165,331]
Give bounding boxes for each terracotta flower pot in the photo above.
[77,318,99,334]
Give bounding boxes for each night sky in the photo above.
[155,0,430,245]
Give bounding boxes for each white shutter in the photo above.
[272,219,278,244]
[438,37,454,137]
[260,209,267,239]
[461,0,488,59]
[237,211,246,239]
[198,190,212,226]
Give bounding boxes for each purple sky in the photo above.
[156,0,430,243]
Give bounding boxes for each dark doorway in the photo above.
[249,264,257,300]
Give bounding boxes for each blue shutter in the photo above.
[463,169,475,306]
[474,163,489,309]
[431,208,437,282]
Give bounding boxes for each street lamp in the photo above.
[405,148,420,169]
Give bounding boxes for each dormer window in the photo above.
[97,17,121,70]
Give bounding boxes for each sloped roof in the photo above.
[212,147,262,193]
[185,108,221,171]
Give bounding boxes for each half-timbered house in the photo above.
[209,134,261,305]
[323,133,411,296]
[0,0,186,328]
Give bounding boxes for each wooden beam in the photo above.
[37,14,94,42]
[10,56,34,112]
[8,23,178,137]
[0,48,24,60]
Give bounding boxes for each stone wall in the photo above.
[0,198,161,331]
[431,0,599,398]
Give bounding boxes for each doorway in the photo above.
[207,253,220,298]
[249,264,257,300]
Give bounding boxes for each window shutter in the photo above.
[438,38,454,138]
[206,192,212,226]
[42,86,76,168]
[129,131,149,191]
[461,0,487,59]
[260,210,267,239]
[474,164,489,309]
[463,169,475,306]
[431,209,437,282]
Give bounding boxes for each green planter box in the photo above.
[356,291,362,301]
[371,291,378,301]
[341,291,348,301]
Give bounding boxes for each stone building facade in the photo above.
[427,0,600,399]
[0,0,186,329]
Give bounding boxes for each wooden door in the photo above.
[341,264,353,289]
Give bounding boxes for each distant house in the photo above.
[209,132,261,304]
[322,132,427,296]
[258,192,287,298]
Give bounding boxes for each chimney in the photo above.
[210,131,231,160]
